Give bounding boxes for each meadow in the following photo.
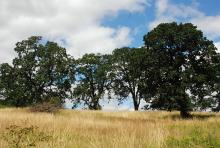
[0,108,220,148]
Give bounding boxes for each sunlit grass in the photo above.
[0,108,220,148]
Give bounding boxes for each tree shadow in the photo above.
[163,113,218,120]
[191,114,217,120]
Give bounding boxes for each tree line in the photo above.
[0,22,220,118]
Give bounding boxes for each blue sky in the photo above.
[102,0,220,49]
[1,0,220,110]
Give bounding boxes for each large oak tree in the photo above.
[73,53,112,110]
[111,47,151,110]
[0,36,74,106]
[143,22,219,117]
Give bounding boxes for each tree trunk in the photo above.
[177,93,192,118]
[133,97,139,111]
[134,102,139,111]
[180,110,191,118]
[89,103,101,110]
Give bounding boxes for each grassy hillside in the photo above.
[0,108,220,148]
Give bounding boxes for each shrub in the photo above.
[2,125,51,148]
[30,97,62,113]
[0,99,11,108]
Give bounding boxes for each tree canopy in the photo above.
[0,22,220,117]
[111,47,152,110]
[72,53,112,110]
[0,36,74,106]
[143,22,219,117]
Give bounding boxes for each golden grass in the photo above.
[0,108,220,148]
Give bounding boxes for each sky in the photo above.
[1,0,220,110]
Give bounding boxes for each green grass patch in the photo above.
[166,126,220,148]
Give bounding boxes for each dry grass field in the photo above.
[0,108,220,148]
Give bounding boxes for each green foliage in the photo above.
[0,63,24,106]
[73,53,112,110]
[111,47,151,110]
[212,54,220,112]
[0,22,219,115]
[0,36,75,107]
[143,22,219,117]
[2,125,51,148]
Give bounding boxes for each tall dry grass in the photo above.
[0,108,220,148]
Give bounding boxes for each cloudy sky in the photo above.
[1,0,220,64]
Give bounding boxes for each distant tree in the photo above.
[73,53,112,110]
[143,22,219,117]
[0,36,74,106]
[111,47,153,110]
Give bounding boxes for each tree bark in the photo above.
[133,96,139,111]
[134,102,139,111]
[180,109,191,118]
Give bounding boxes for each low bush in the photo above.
[2,125,51,148]
[30,97,62,113]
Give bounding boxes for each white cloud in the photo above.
[149,0,220,41]
[0,0,148,63]
[149,0,204,29]
[66,26,132,57]
[192,16,220,39]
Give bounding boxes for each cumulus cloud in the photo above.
[149,0,220,42]
[149,0,203,29]
[192,16,220,39]
[0,0,148,63]
[66,26,132,57]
